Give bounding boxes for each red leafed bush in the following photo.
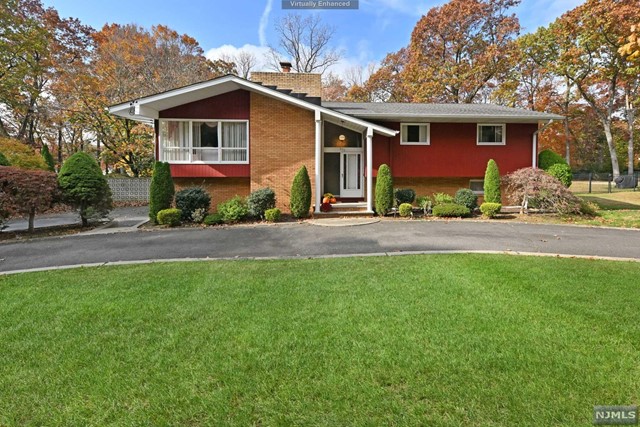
[0,166,60,232]
[320,202,332,212]
[503,167,581,214]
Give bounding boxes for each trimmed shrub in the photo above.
[290,165,311,218]
[264,208,282,222]
[175,187,211,221]
[204,212,224,225]
[484,159,501,203]
[454,188,478,211]
[41,144,55,171]
[0,152,10,166]
[547,163,572,187]
[433,192,454,205]
[149,161,174,224]
[538,149,566,170]
[58,152,112,227]
[157,208,181,226]
[218,196,248,223]
[375,164,393,216]
[0,137,47,170]
[398,203,413,217]
[432,203,471,218]
[247,187,276,219]
[480,202,502,218]
[394,188,416,206]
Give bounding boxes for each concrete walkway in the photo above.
[0,219,638,273]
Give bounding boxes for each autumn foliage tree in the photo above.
[403,0,521,103]
[504,167,581,214]
[0,166,59,232]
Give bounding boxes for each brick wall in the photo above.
[251,72,322,98]
[173,177,250,211]
[375,177,506,205]
[250,92,316,212]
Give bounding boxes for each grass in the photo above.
[1,255,639,426]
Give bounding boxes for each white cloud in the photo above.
[259,0,274,46]
[205,44,272,71]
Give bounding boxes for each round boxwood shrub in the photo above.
[247,187,276,219]
[175,187,211,221]
[149,161,174,224]
[454,188,478,211]
[432,203,471,218]
[538,149,566,170]
[157,208,181,226]
[203,212,224,225]
[480,202,502,218]
[290,165,311,218]
[375,164,393,216]
[398,203,413,217]
[264,207,281,222]
[546,163,572,187]
[394,188,416,206]
[58,152,112,227]
[484,159,501,204]
[218,196,249,223]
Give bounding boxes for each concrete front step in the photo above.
[313,202,371,217]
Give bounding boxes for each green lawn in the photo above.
[1,255,639,426]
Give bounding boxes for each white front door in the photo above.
[340,151,363,198]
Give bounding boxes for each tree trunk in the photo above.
[625,91,635,175]
[57,125,63,165]
[601,118,621,178]
[563,77,571,164]
[28,206,35,233]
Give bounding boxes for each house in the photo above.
[108,65,563,213]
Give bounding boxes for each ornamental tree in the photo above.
[58,152,112,226]
[503,167,581,214]
[0,166,60,232]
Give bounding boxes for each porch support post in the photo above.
[366,126,374,213]
[314,110,322,213]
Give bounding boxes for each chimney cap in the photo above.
[279,61,293,72]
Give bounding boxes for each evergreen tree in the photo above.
[149,161,175,224]
[483,159,501,204]
[290,165,311,218]
[375,164,394,216]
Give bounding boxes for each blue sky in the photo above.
[42,0,584,76]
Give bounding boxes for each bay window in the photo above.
[159,120,248,163]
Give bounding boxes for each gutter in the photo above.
[532,119,554,168]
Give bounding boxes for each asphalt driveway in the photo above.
[0,220,638,273]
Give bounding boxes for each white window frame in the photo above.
[469,179,484,195]
[477,124,506,146]
[158,119,249,164]
[400,123,430,145]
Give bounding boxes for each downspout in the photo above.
[532,120,554,169]
[314,110,322,213]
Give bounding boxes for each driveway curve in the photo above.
[1,220,639,273]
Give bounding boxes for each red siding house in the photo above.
[109,70,562,213]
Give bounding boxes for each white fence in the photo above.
[107,178,151,202]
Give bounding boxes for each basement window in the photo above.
[470,179,484,195]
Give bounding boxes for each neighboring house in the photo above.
[108,65,562,213]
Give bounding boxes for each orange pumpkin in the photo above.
[322,197,331,204]
[330,197,337,203]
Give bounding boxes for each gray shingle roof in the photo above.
[322,102,563,122]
